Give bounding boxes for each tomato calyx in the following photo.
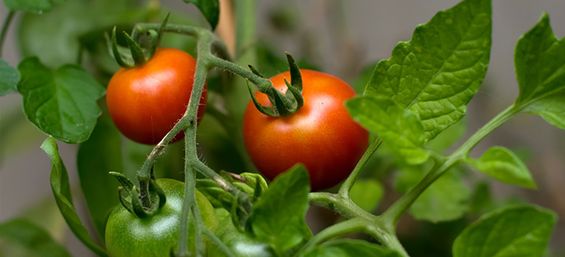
[197,172,267,231]
[247,53,304,117]
[109,171,166,218]
[109,14,170,68]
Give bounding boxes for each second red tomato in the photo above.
[243,69,369,191]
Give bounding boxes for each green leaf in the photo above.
[3,0,57,13]
[524,92,565,130]
[396,165,471,223]
[514,14,565,130]
[304,239,402,257]
[350,180,383,212]
[365,0,492,140]
[249,165,311,255]
[77,113,123,239]
[0,219,71,257]
[40,137,108,257]
[17,0,146,68]
[515,14,565,105]
[0,59,20,96]
[347,96,430,164]
[183,0,219,29]
[18,57,105,144]
[468,146,536,189]
[453,205,557,257]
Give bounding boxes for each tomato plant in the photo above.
[243,69,368,190]
[106,48,207,145]
[105,179,217,257]
[1,1,564,257]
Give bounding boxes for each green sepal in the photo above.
[122,31,147,66]
[247,82,277,117]
[148,13,171,58]
[246,53,304,117]
[248,64,265,78]
[110,27,132,68]
[108,172,166,218]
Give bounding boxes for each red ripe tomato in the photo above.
[106,48,206,145]
[243,70,369,191]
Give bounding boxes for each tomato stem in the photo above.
[0,11,15,58]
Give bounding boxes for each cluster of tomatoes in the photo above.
[104,48,368,256]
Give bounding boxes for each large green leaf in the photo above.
[468,146,536,189]
[514,14,565,130]
[453,205,556,257]
[0,59,20,96]
[396,165,471,223]
[0,219,71,257]
[182,0,219,29]
[18,58,105,143]
[249,165,311,255]
[17,0,145,68]
[365,0,492,140]
[77,114,123,239]
[41,137,108,257]
[347,97,429,164]
[304,239,402,257]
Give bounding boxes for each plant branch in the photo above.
[308,192,375,223]
[176,35,213,256]
[382,104,519,226]
[0,11,15,58]
[294,218,367,256]
[338,138,382,198]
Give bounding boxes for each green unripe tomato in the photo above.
[105,178,217,257]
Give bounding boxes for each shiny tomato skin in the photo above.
[243,69,369,191]
[106,48,207,145]
[105,179,218,257]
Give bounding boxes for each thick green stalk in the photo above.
[176,35,212,256]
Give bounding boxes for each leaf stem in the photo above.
[382,104,519,225]
[338,138,382,198]
[0,11,15,58]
